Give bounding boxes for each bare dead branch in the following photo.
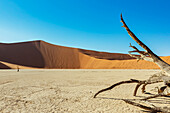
[120,14,160,61]
[142,84,147,93]
[120,14,152,53]
[123,99,170,113]
[133,83,142,96]
[142,94,170,100]
[121,14,170,71]
[129,43,147,55]
[157,86,167,94]
[129,43,150,59]
[123,99,160,112]
[128,43,154,62]
[94,79,143,98]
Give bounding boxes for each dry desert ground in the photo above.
[0,69,169,113]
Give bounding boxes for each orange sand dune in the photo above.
[0,40,169,69]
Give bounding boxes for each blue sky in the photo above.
[0,0,170,55]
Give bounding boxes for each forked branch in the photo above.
[129,43,148,55]
[121,14,155,58]
[121,14,169,66]
[128,43,153,62]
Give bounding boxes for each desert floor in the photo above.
[0,69,169,113]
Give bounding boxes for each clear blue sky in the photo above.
[0,0,170,56]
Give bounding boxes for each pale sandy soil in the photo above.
[0,69,169,113]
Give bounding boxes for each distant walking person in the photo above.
[17,66,19,72]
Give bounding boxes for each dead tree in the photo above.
[94,14,170,98]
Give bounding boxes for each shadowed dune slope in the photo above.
[0,41,45,68]
[78,49,134,60]
[0,40,80,69]
[0,61,37,69]
[0,62,11,69]
[0,40,169,69]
